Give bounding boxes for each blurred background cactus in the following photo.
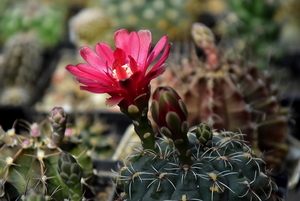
[66,113,125,159]
[69,7,114,49]
[86,0,201,43]
[0,107,94,200]
[0,0,66,49]
[0,0,68,107]
[152,22,296,179]
[217,0,283,68]
[0,32,42,106]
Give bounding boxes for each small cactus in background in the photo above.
[0,1,65,48]
[217,0,283,67]
[92,0,194,42]
[0,32,42,106]
[115,86,278,201]
[0,107,93,200]
[69,7,114,48]
[68,114,120,159]
[153,23,290,173]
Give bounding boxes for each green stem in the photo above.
[132,114,156,151]
[175,139,191,165]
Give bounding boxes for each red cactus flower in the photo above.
[66,29,171,108]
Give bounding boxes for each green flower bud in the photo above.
[49,107,67,145]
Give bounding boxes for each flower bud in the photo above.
[151,86,188,138]
[151,86,191,165]
[49,107,67,145]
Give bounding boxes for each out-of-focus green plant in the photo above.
[218,0,283,68]
[0,1,66,48]
[90,0,194,42]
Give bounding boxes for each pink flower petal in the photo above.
[128,31,140,61]
[146,35,168,67]
[149,42,171,72]
[128,56,138,73]
[105,96,124,107]
[145,65,166,81]
[95,43,114,66]
[113,48,126,64]
[137,30,151,67]
[114,29,130,53]
[66,65,103,81]
[79,46,106,68]
[76,63,108,77]
[80,85,116,94]
[76,77,113,88]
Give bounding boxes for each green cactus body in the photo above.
[69,7,114,48]
[116,123,277,201]
[0,1,65,48]
[93,0,193,42]
[0,31,42,106]
[153,23,289,172]
[0,108,93,200]
[222,0,283,66]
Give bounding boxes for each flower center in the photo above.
[112,63,133,80]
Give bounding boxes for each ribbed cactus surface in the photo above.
[0,32,42,106]
[116,123,277,201]
[0,107,93,200]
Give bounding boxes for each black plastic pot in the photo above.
[92,159,123,201]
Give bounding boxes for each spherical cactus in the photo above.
[69,7,114,48]
[116,123,277,201]
[0,107,93,200]
[115,86,278,201]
